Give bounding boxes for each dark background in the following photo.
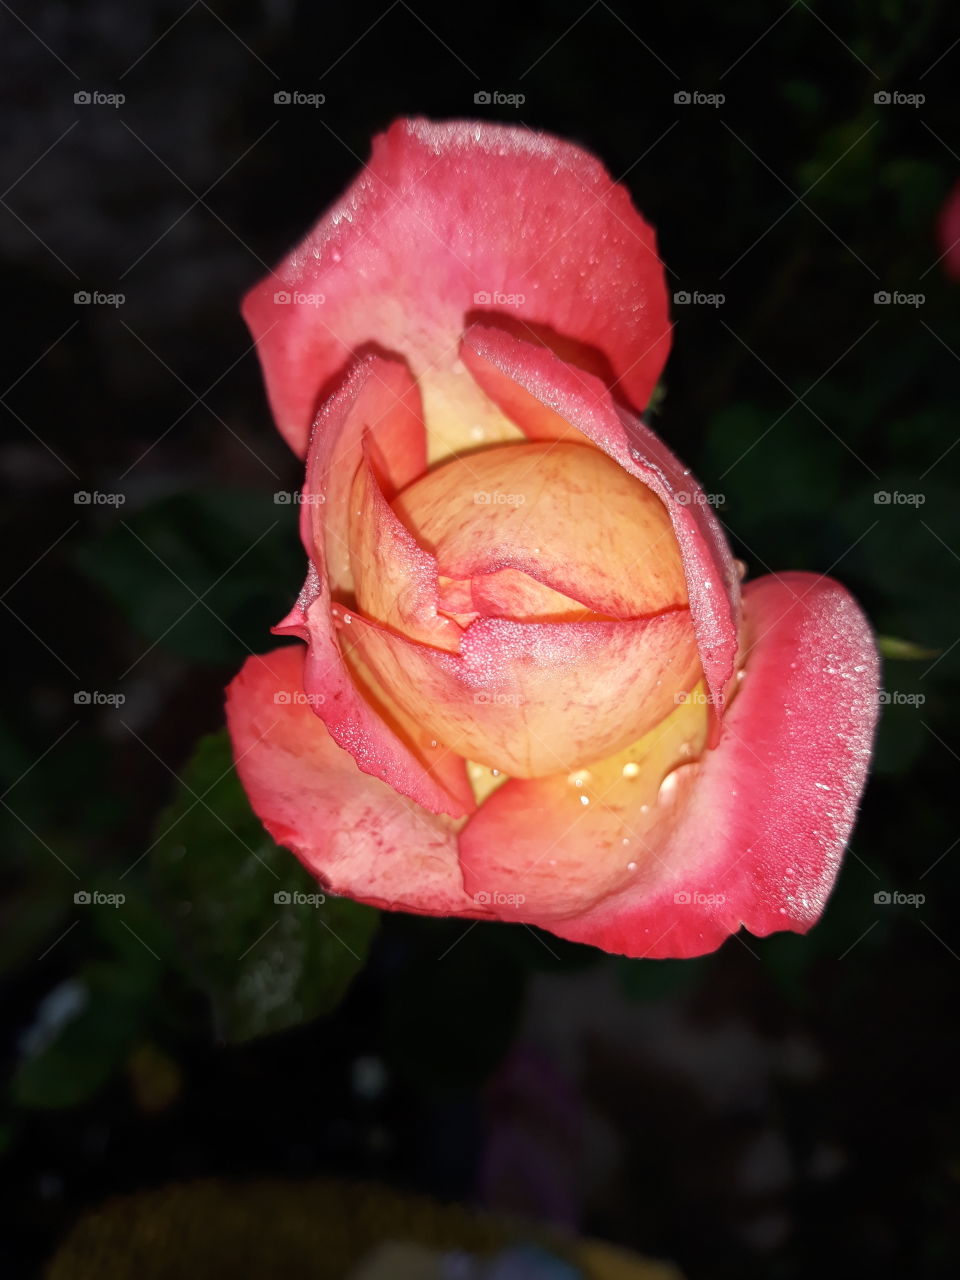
[1,1,959,1276]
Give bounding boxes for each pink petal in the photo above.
[459,573,877,958]
[242,118,671,457]
[462,324,742,716]
[275,354,472,818]
[226,646,481,914]
[936,179,960,284]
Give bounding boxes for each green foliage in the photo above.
[74,489,302,664]
[151,731,379,1042]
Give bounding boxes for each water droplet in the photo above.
[658,772,679,801]
[579,794,590,806]
[639,803,650,814]
[622,761,640,778]
[491,769,501,777]
[430,739,438,748]
[343,614,352,625]
[568,769,591,787]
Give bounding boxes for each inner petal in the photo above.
[390,440,688,619]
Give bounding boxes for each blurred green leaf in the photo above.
[74,489,301,664]
[879,635,939,661]
[12,963,157,1109]
[152,730,378,1042]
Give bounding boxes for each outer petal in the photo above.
[243,118,671,458]
[462,324,741,715]
[226,646,482,914]
[936,178,960,283]
[458,573,878,958]
[277,354,472,818]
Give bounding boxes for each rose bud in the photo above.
[227,119,878,959]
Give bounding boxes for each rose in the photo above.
[226,119,878,959]
[936,178,960,283]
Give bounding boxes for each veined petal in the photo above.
[462,325,742,715]
[243,118,671,459]
[226,647,479,913]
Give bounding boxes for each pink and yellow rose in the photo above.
[226,119,878,958]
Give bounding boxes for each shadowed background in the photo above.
[1,1,958,1276]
